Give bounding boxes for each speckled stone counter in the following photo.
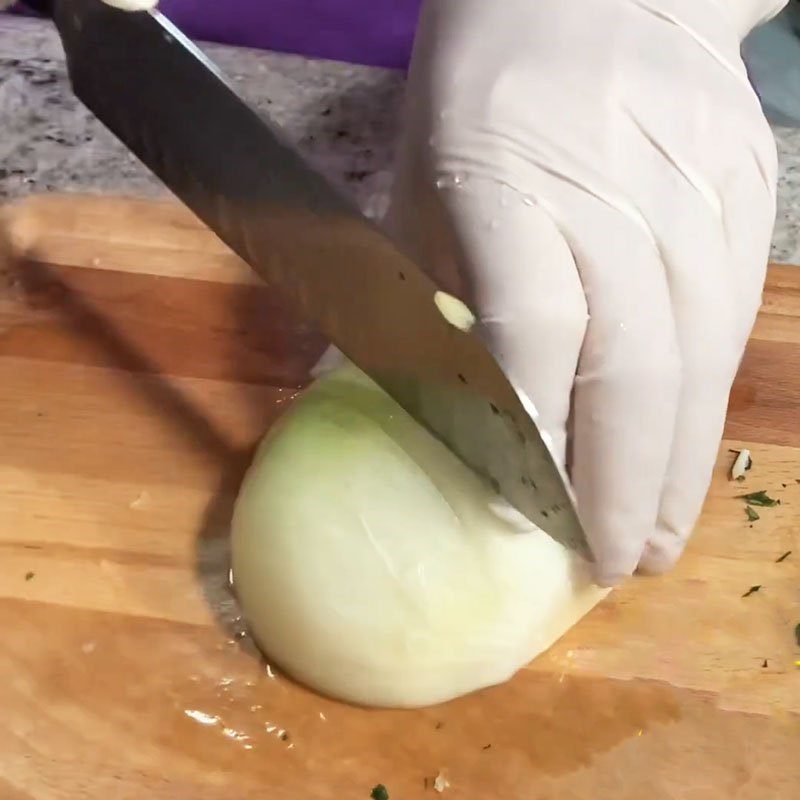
[2,16,799,263]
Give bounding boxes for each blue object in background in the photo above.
[744,3,800,126]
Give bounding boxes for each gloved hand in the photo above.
[388,0,786,585]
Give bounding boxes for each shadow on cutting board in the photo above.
[1,238,325,663]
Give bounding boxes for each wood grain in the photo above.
[1,195,799,800]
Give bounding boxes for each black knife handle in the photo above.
[19,0,54,16]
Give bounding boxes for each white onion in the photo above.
[232,365,609,708]
[730,448,752,481]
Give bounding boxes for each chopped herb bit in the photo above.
[745,506,760,522]
[739,490,779,507]
[762,659,769,668]
[370,784,389,800]
[776,551,792,563]
[795,623,800,649]
[482,744,492,750]
[24,571,34,581]
[742,585,762,598]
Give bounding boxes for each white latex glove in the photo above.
[388,0,785,585]
[100,0,158,9]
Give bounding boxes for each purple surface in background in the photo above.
[8,0,422,69]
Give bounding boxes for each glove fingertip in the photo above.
[590,549,640,588]
[636,534,686,576]
[592,570,628,589]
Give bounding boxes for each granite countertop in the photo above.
[2,16,799,264]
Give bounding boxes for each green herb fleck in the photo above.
[739,490,779,507]
[795,623,800,649]
[745,506,760,522]
[370,784,389,800]
[24,571,34,581]
[776,551,792,563]
[742,585,762,598]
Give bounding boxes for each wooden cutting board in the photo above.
[1,195,799,800]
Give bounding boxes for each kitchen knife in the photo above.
[27,0,591,557]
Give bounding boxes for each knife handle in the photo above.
[19,0,53,16]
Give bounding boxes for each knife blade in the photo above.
[39,0,590,556]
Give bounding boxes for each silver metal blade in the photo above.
[49,0,590,556]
